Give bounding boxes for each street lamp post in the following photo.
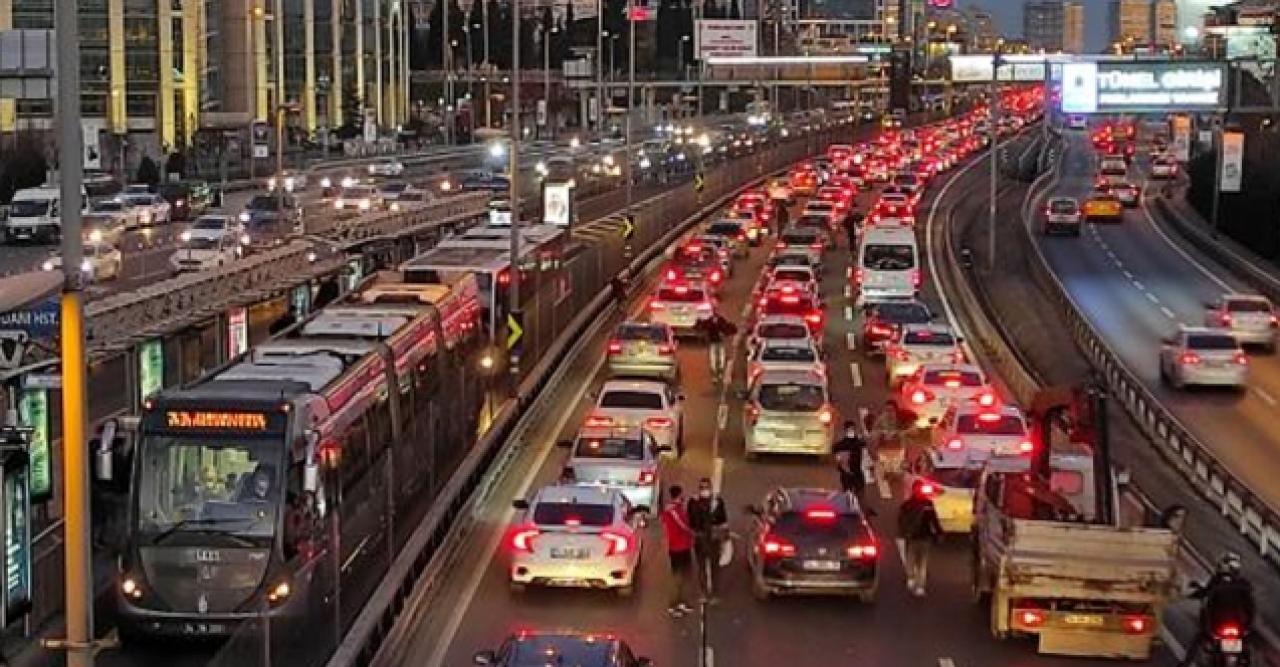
[626,6,635,215]
[988,48,1002,271]
[544,25,557,139]
[597,0,606,134]
[509,0,522,312]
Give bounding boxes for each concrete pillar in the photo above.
[108,0,127,135]
[157,0,176,150]
[355,0,365,122]
[182,0,202,144]
[0,0,14,133]
[330,0,343,127]
[304,0,317,132]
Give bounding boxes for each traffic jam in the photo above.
[467,89,1185,666]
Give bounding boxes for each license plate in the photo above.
[550,547,587,559]
[1063,614,1104,627]
[802,560,841,571]
[180,622,228,635]
[1221,638,1243,653]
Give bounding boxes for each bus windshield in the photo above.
[134,434,286,546]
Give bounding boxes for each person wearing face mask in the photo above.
[832,419,869,504]
[686,477,729,603]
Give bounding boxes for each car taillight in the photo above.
[1180,352,1201,365]
[911,269,921,287]
[1122,615,1150,635]
[761,534,796,558]
[818,408,833,424]
[977,392,996,407]
[806,311,823,325]
[657,343,674,355]
[584,415,615,427]
[853,269,864,284]
[666,269,678,281]
[649,299,665,311]
[870,324,891,336]
[804,508,837,521]
[810,242,823,250]
[781,295,801,304]
[1234,352,1249,366]
[639,470,656,485]
[1018,441,1035,454]
[946,438,963,451]
[601,530,631,556]
[892,348,911,361]
[776,241,787,248]
[645,416,673,429]
[511,527,539,553]
[846,543,878,559]
[1216,623,1242,640]
[736,233,746,241]
[607,340,623,355]
[746,404,760,424]
[1271,314,1278,328]
[710,270,723,283]
[911,389,933,404]
[1017,609,1046,628]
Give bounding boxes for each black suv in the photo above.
[475,632,652,666]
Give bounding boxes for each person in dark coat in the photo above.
[898,478,944,597]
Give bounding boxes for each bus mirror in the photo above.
[304,462,320,494]
[92,441,113,482]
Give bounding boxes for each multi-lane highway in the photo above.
[1031,132,1280,513]
[371,128,1181,667]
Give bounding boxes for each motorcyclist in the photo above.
[1179,552,1256,667]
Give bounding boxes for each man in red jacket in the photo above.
[660,485,696,617]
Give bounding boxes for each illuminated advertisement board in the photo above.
[1061,61,1226,114]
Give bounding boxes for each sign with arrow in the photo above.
[694,172,706,193]
[506,311,524,351]
[620,215,635,240]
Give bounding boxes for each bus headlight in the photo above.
[88,229,103,243]
[180,230,192,243]
[121,576,144,600]
[334,199,345,210]
[41,259,54,272]
[266,579,291,606]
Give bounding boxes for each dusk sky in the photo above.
[954,0,1215,53]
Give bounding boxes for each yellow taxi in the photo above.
[1082,191,1123,222]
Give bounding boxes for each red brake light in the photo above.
[946,438,963,451]
[1179,352,1201,365]
[649,299,664,311]
[870,324,891,336]
[853,269,864,284]
[1234,352,1249,366]
[910,389,932,405]
[638,469,656,485]
[1123,615,1150,635]
[666,269,679,281]
[645,416,673,429]
[710,270,723,283]
[978,412,1001,423]
[911,269,921,287]
[781,295,800,304]
[806,311,823,325]
[674,285,689,295]
[918,481,941,496]
[818,408,833,424]
[511,527,539,552]
[804,508,837,521]
[657,343,674,355]
[810,242,823,250]
[977,392,996,407]
[746,403,760,423]
[607,340,623,355]
[846,543,878,559]
[761,534,796,558]
[601,530,631,556]
[585,414,615,427]
[1018,441,1035,454]
[1018,610,1046,628]
[776,241,787,248]
[1216,623,1242,639]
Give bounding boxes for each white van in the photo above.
[5,185,88,243]
[855,226,919,304]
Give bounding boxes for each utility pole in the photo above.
[625,1,635,216]
[482,0,492,127]
[443,0,453,144]
[597,0,605,135]
[509,0,522,306]
[988,50,1001,271]
[54,0,95,663]
[1210,117,1223,231]
[544,24,552,140]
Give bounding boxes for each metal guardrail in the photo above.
[1012,148,1280,570]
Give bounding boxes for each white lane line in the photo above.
[1161,624,1187,662]
[711,456,725,494]
[939,659,957,667]
[877,469,892,500]
[1145,292,1160,304]
[1122,270,1135,280]
[705,647,716,667]
[924,150,989,362]
[1132,280,1146,291]
[844,285,852,299]
[1255,387,1278,407]
[1160,306,1177,320]
[846,332,858,351]
[850,362,863,388]
[717,403,728,430]
[739,302,752,320]
[844,305,855,321]
[1139,189,1234,292]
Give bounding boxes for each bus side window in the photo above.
[339,417,370,492]
[368,392,392,459]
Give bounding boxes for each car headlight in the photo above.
[440,180,453,192]
[239,212,251,222]
[358,199,371,211]
[268,177,278,189]
[180,230,192,242]
[41,259,54,272]
[266,579,291,606]
[334,199,345,209]
[320,177,332,188]
[639,158,652,170]
[285,178,295,192]
[488,142,505,158]
[88,229,103,243]
[121,576,145,600]
[390,202,401,212]
[80,259,93,273]
[368,165,377,174]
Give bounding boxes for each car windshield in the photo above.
[903,330,954,346]
[922,369,982,386]
[874,302,931,322]
[92,201,124,212]
[1227,300,1271,313]
[707,222,742,236]
[1187,334,1238,350]
[893,174,919,187]
[805,202,834,212]
[657,287,706,302]
[380,182,408,193]
[342,186,375,197]
[617,324,666,342]
[758,322,809,339]
[863,244,915,270]
[532,502,615,527]
[134,434,284,545]
[773,269,812,282]
[248,195,282,210]
[957,414,1026,436]
[184,237,222,250]
[781,231,818,245]
[193,218,227,230]
[573,436,645,460]
[123,195,153,206]
[797,215,828,227]
[599,390,664,410]
[761,345,816,363]
[9,200,50,216]
[1050,200,1078,214]
[758,382,825,411]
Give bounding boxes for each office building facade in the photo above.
[1062,1,1085,53]
[0,0,409,168]
[1109,0,1152,44]
[1023,1,1065,52]
[1153,0,1178,46]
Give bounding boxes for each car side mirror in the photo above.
[512,499,530,511]
[1160,337,1175,346]
[473,650,497,665]
[1203,302,1216,310]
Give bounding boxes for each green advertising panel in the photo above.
[17,391,50,502]
[3,465,30,625]
[139,339,164,401]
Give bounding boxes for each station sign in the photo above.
[695,20,758,60]
[0,299,58,338]
[542,182,573,226]
[1061,61,1226,114]
[950,55,1045,83]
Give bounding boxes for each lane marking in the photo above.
[1160,306,1177,320]
[717,403,728,431]
[711,456,725,494]
[844,305,855,321]
[1122,270,1135,280]
[939,659,957,667]
[877,469,892,500]
[846,332,858,351]
[1139,184,1234,292]
[739,302,752,320]
[1132,280,1146,291]
[1254,387,1278,407]
[850,362,863,388]
[1145,292,1160,304]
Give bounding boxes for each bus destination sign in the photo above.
[164,411,272,431]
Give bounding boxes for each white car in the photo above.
[647,281,716,335]
[896,363,992,428]
[565,424,666,514]
[750,314,819,355]
[1159,327,1248,389]
[933,402,1033,458]
[1150,156,1178,179]
[582,380,684,458]
[182,215,246,245]
[42,243,123,282]
[767,177,793,203]
[169,227,242,274]
[884,324,964,386]
[1204,294,1276,351]
[1042,197,1082,236]
[86,198,142,235]
[121,193,172,226]
[743,368,834,459]
[748,338,825,381]
[508,484,643,595]
[333,184,383,211]
[367,159,405,177]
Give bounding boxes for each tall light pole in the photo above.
[625,3,635,215]
[544,24,557,139]
[443,0,453,144]
[988,48,1002,271]
[597,0,606,134]
[482,0,492,127]
[53,0,95,663]
[509,0,522,310]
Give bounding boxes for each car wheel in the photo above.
[856,590,876,604]
[750,575,771,601]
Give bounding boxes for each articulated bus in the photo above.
[112,272,481,641]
